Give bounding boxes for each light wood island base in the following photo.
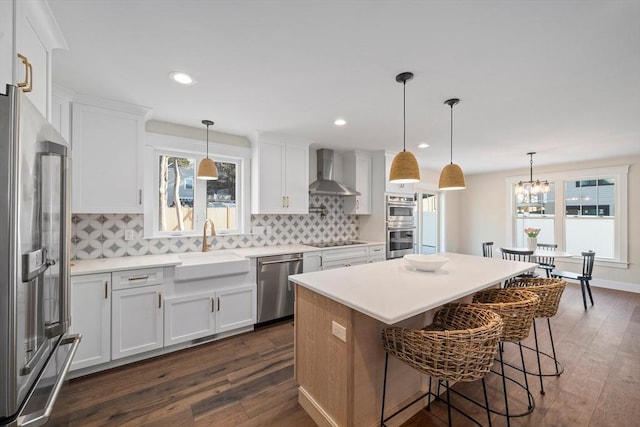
[295,285,432,427]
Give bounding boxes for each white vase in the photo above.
[527,236,537,252]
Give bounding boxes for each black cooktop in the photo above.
[307,240,368,248]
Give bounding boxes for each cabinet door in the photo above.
[72,103,145,213]
[164,292,216,346]
[344,151,372,215]
[70,273,111,370]
[216,284,256,333]
[256,140,286,213]
[15,1,49,118]
[303,251,322,273]
[284,143,309,214]
[112,285,163,360]
[13,0,66,121]
[0,1,13,89]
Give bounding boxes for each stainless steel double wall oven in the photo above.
[385,195,416,259]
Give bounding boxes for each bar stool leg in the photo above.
[518,342,534,410]
[445,380,453,427]
[482,377,492,427]
[426,377,433,411]
[547,318,561,375]
[380,353,389,427]
[498,351,511,427]
[532,320,545,394]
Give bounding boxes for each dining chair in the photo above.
[536,243,557,278]
[500,248,538,280]
[482,242,494,258]
[381,305,503,427]
[552,251,596,310]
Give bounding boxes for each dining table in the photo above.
[498,247,574,260]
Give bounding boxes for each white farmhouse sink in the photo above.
[174,251,250,282]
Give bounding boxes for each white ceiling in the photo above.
[48,0,640,174]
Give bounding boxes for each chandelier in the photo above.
[515,152,550,197]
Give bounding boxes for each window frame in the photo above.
[143,132,251,238]
[506,165,629,268]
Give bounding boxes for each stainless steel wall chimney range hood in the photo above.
[309,149,360,196]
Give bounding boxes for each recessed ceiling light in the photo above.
[418,143,430,148]
[334,118,347,126]
[169,71,195,85]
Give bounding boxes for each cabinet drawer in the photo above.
[322,246,369,262]
[368,245,385,257]
[112,267,164,290]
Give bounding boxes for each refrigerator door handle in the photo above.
[39,141,71,338]
[17,334,81,427]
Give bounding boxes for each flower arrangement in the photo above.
[524,227,541,238]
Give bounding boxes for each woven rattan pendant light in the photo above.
[389,72,420,183]
[197,119,218,180]
[438,98,466,190]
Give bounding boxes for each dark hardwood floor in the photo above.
[48,282,640,426]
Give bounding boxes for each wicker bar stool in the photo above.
[506,277,566,394]
[380,305,503,427]
[470,288,540,426]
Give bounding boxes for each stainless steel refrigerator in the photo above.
[0,85,80,427]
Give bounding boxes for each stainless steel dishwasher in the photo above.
[256,253,303,324]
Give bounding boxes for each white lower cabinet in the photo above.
[69,273,111,371]
[164,292,216,346]
[164,284,256,346]
[112,284,164,360]
[217,284,256,333]
[303,251,322,273]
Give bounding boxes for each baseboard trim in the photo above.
[298,386,339,427]
[590,278,640,294]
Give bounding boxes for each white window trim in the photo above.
[143,132,251,238]
[506,165,629,267]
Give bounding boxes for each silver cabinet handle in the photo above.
[158,293,162,308]
[217,297,221,312]
[128,275,149,281]
[211,297,215,312]
[104,281,108,299]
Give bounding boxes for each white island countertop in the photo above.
[289,252,537,325]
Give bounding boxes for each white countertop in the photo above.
[70,242,385,275]
[289,252,538,325]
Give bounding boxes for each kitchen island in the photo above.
[289,252,537,427]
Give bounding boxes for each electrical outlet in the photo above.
[124,229,135,241]
[331,321,347,342]
[253,226,264,235]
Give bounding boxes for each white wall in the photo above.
[456,155,640,290]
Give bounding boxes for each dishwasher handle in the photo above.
[258,257,303,266]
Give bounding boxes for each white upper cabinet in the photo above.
[71,98,150,213]
[12,0,68,120]
[343,150,372,214]
[384,152,415,195]
[0,1,13,90]
[251,133,310,214]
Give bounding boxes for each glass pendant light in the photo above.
[439,98,466,190]
[197,119,218,180]
[389,72,420,183]
[514,152,550,196]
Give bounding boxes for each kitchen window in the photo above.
[144,132,250,238]
[508,165,629,266]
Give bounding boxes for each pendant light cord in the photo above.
[403,80,406,152]
[449,104,453,165]
[529,153,534,181]
[206,124,210,159]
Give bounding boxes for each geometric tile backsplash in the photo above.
[72,195,359,260]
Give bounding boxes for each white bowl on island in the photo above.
[404,254,450,272]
